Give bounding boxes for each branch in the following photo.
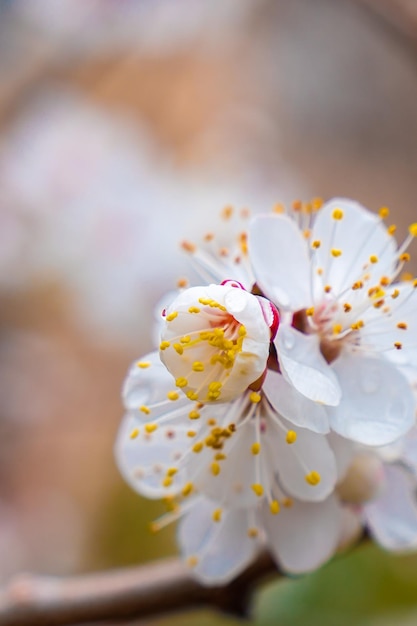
[0,551,277,626]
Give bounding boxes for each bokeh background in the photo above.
[0,1,416,624]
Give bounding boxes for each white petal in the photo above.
[123,351,179,417]
[365,465,417,551]
[276,325,341,406]
[263,370,330,434]
[249,214,311,311]
[178,498,258,585]
[328,353,415,445]
[311,198,397,298]
[114,413,191,499]
[262,495,342,574]
[265,418,337,502]
[327,432,356,481]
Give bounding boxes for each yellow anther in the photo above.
[352,281,363,290]
[331,248,342,257]
[283,498,293,508]
[181,241,196,253]
[394,342,402,350]
[186,391,198,401]
[166,311,178,322]
[303,229,311,239]
[204,232,214,242]
[177,277,188,288]
[305,471,321,486]
[249,392,261,404]
[324,285,332,293]
[167,468,178,477]
[130,428,139,439]
[312,240,321,249]
[317,268,323,276]
[409,223,417,237]
[160,341,170,350]
[188,410,200,420]
[401,272,413,282]
[162,476,173,487]
[187,430,196,437]
[251,483,264,497]
[186,556,199,568]
[167,391,179,401]
[182,482,194,497]
[175,377,188,388]
[312,197,323,210]
[379,206,390,219]
[343,303,352,313]
[397,322,408,330]
[192,442,203,453]
[273,203,285,214]
[400,253,411,262]
[192,362,204,372]
[188,306,200,314]
[387,224,397,236]
[140,405,151,415]
[380,276,390,286]
[145,423,158,433]
[222,205,233,220]
[414,280,417,288]
[212,508,222,522]
[270,500,280,515]
[137,361,151,368]
[211,462,221,476]
[351,320,364,330]
[173,343,183,355]
[286,430,297,444]
[238,325,247,336]
[251,442,261,455]
[306,307,315,316]
[207,418,216,426]
[332,208,344,220]
[333,324,342,335]
[369,255,378,264]
[248,528,259,538]
[391,289,400,299]
[215,453,226,461]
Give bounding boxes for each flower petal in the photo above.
[114,412,191,499]
[262,495,342,574]
[178,498,258,585]
[263,370,330,434]
[365,465,417,551]
[311,198,397,299]
[249,214,311,311]
[264,418,337,502]
[328,353,415,445]
[276,325,341,406]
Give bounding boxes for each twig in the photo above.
[0,551,277,626]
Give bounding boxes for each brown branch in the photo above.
[0,551,277,626]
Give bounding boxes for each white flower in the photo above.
[249,198,417,445]
[115,351,338,512]
[159,282,277,404]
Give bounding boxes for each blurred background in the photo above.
[0,1,416,624]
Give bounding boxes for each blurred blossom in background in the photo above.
[0,1,416,625]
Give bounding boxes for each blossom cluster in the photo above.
[116,198,417,585]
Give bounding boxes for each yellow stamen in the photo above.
[176,377,188,388]
[270,500,280,515]
[137,361,151,369]
[130,428,139,439]
[251,442,261,455]
[286,430,297,444]
[305,471,321,486]
[379,206,389,219]
[167,391,179,401]
[212,508,222,522]
[160,341,170,350]
[332,208,344,220]
[211,462,221,476]
[140,405,151,415]
[249,392,261,404]
[166,311,178,322]
[145,423,158,433]
[331,248,342,257]
[251,483,264,497]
